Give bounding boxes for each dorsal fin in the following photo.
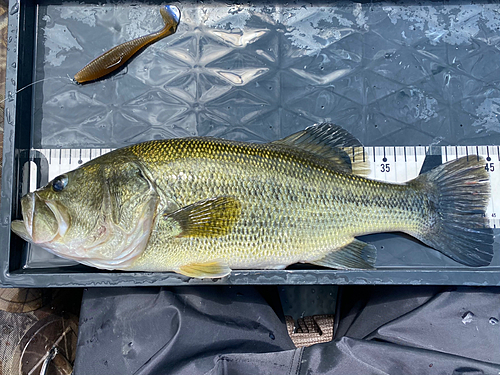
[272,123,370,177]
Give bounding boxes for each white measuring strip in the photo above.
[26,146,500,228]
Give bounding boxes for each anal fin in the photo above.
[310,239,377,270]
[178,261,232,278]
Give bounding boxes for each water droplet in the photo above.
[489,317,498,325]
[8,36,12,43]
[462,311,475,324]
[10,2,19,15]
[269,332,275,340]
[7,91,13,101]
[124,348,137,359]
[128,342,133,347]
[6,108,12,124]
[385,52,392,58]
[11,79,15,86]
[444,73,451,86]
[11,62,16,68]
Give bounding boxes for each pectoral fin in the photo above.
[164,196,241,238]
[178,261,232,278]
[310,239,377,269]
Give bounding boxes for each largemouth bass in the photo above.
[11,124,494,277]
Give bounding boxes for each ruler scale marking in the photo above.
[26,146,499,227]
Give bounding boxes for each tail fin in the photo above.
[411,156,494,267]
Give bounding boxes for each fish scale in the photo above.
[13,124,493,277]
[120,137,428,272]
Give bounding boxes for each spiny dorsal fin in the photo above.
[178,260,232,278]
[164,196,241,238]
[309,239,377,269]
[272,123,370,177]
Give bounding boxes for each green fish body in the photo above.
[11,124,493,277]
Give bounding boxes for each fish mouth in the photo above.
[11,220,33,242]
[11,192,70,244]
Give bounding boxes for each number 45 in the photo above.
[485,162,495,172]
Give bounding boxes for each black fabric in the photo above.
[299,337,500,375]
[74,286,294,375]
[335,286,500,364]
[74,286,500,375]
[334,285,441,339]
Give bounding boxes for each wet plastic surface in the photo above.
[2,0,500,286]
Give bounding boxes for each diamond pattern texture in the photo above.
[34,1,500,148]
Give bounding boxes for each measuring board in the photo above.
[23,146,500,228]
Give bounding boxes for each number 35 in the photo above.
[381,163,390,172]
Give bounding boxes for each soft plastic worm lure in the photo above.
[74,5,181,83]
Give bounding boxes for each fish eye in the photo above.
[52,174,68,192]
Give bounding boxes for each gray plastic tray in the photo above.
[2,0,500,287]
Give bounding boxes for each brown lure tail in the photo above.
[74,5,181,84]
